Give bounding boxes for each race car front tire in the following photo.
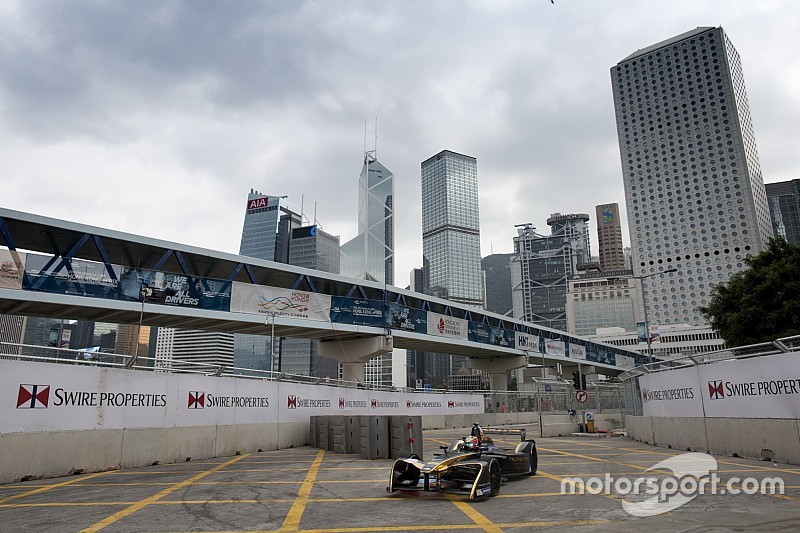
[488,459,501,496]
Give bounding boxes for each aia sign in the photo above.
[17,384,50,409]
[247,197,268,210]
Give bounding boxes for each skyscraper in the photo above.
[340,151,396,387]
[421,150,483,306]
[765,180,800,247]
[595,203,626,271]
[481,253,514,316]
[611,26,772,327]
[419,150,483,386]
[340,153,394,285]
[281,225,341,378]
[511,215,591,331]
[235,191,304,371]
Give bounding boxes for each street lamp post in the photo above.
[637,267,678,362]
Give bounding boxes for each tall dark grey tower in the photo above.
[611,26,772,327]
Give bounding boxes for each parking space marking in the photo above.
[444,494,504,533]
[79,453,250,533]
[0,471,112,505]
[280,449,325,532]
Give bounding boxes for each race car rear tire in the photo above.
[528,443,538,476]
[488,459,501,496]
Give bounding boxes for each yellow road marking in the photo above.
[79,454,249,533]
[444,494,504,533]
[280,449,324,532]
[0,471,112,505]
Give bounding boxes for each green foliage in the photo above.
[699,237,800,347]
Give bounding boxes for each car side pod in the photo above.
[514,439,538,475]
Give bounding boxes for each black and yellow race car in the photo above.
[387,423,538,500]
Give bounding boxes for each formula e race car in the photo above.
[387,423,537,500]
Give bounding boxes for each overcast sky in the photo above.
[2,0,798,288]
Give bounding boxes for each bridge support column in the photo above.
[469,356,527,391]
[318,336,393,385]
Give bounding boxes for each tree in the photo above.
[699,237,800,347]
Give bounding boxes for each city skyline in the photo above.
[1,2,799,290]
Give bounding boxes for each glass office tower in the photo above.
[419,150,483,387]
[611,26,772,327]
[340,153,394,285]
[421,150,483,306]
[765,180,800,247]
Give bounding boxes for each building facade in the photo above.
[567,269,641,336]
[340,152,396,386]
[421,150,483,306]
[481,253,514,316]
[419,150,483,387]
[765,179,800,247]
[595,203,626,271]
[511,215,592,332]
[340,153,394,285]
[611,26,772,327]
[234,191,305,372]
[281,225,341,379]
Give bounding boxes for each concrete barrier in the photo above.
[626,415,800,465]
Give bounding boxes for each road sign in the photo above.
[544,384,552,392]
[575,390,588,403]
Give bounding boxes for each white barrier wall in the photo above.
[638,351,800,419]
[6,359,483,433]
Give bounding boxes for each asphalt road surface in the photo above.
[1,425,799,532]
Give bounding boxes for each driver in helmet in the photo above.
[462,435,480,451]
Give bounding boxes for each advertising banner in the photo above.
[330,297,384,327]
[385,302,426,333]
[515,332,537,352]
[638,366,704,417]
[617,354,635,369]
[638,351,800,419]
[544,339,566,356]
[120,269,232,311]
[24,255,121,300]
[427,312,468,340]
[0,249,25,289]
[469,322,491,345]
[697,352,800,419]
[231,282,331,322]
[3,359,486,433]
[490,327,514,348]
[569,344,587,360]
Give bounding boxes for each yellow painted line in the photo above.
[79,453,249,533]
[0,471,112,505]
[280,449,325,532]
[1,502,134,508]
[444,494,504,533]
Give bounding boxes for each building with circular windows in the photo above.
[611,26,773,327]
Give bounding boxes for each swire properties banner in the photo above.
[5,359,484,433]
[638,351,800,419]
[231,282,331,322]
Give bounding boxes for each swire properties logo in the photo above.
[287,395,330,409]
[447,400,482,408]
[188,391,205,409]
[338,398,368,409]
[17,384,50,409]
[708,381,725,399]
